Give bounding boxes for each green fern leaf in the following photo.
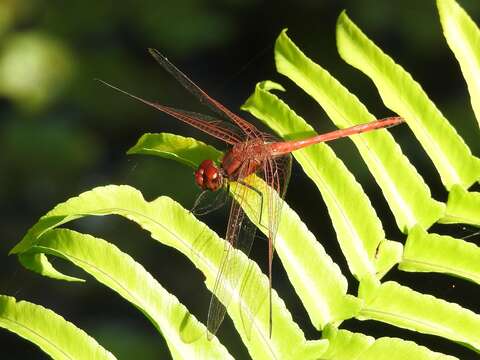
[0,295,116,360]
[358,278,480,352]
[336,11,480,190]
[400,224,480,284]
[272,29,445,233]
[11,185,327,359]
[437,0,480,126]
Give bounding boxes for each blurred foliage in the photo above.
[0,0,479,359]
[0,32,74,109]
[0,0,34,37]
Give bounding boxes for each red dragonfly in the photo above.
[99,49,403,339]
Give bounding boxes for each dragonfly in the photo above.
[99,49,404,339]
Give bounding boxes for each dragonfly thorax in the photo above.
[221,141,265,180]
[195,159,224,191]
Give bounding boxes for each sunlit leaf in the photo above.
[336,11,480,190]
[358,278,480,352]
[321,325,458,360]
[129,133,361,329]
[437,0,480,126]
[373,240,403,279]
[128,132,222,169]
[440,185,480,226]
[0,295,116,360]
[273,29,445,233]
[31,229,233,360]
[243,81,385,279]
[11,185,327,360]
[400,225,480,284]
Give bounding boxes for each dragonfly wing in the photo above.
[206,232,234,339]
[260,153,292,335]
[149,49,263,139]
[151,106,244,145]
[206,164,257,339]
[191,187,230,216]
[97,79,242,145]
[263,154,292,242]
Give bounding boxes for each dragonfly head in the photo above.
[195,159,223,191]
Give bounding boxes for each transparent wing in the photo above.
[97,80,243,145]
[259,153,292,335]
[206,164,257,339]
[149,49,263,139]
[191,187,229,216]
[206,153,292,339]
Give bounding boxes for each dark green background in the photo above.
[1,0,479,359]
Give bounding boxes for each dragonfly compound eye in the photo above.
[195,160,223,191]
